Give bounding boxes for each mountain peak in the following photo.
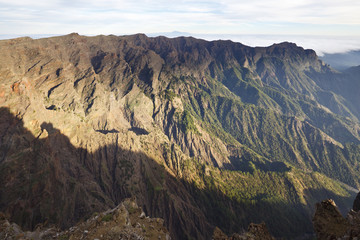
[271,41,298,48]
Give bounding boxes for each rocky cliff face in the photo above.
[313,193,360,240]
[0,33,359,239]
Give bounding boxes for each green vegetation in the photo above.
[154,186,162,191]
[178,157,354,238]
[164,89,176,101]
[173,69,360,188]
[101,213,113,222]
[162,66,360,238]
[58,235,69,240]
[179,110,198,134]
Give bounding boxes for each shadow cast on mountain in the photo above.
[0,107,355,239]
[302,187,355,217]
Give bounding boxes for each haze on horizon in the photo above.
[0,0,359,55]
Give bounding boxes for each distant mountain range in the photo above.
[0,33,360,239]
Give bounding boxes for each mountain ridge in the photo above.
[0,33,359,239]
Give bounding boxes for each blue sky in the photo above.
[1,0,360,54]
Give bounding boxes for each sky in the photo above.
[0,0,360,54]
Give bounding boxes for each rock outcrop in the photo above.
[0,198,170,240]
[212,222,275,240]
[353,192,360,212]
[313,199,348,239]
[313,193,360,240]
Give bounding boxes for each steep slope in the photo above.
[0,198,170,240]
[0,34,359,239]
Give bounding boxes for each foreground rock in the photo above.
[0,198,170,240]
[212,222,275,240]
[313,193,360,240]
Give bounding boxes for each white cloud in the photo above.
[0,0,359,40]
[218,0,360,25]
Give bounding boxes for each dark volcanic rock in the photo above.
[313,199,348,240]
[212,227,229,240]
[313,196,360,240]
[212,222,275,240]
[245,223,275,240]
[353,192,360,212]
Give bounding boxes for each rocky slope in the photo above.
[0,33,359,239]
[212,223,275,240]
[313,193,360,239]
[0,198,275,240]
[0,198,170,240]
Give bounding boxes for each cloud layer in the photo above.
[0,0,359,35]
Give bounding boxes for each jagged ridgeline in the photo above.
[0,33,360,239]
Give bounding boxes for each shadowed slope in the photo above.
[0,107,356,239]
